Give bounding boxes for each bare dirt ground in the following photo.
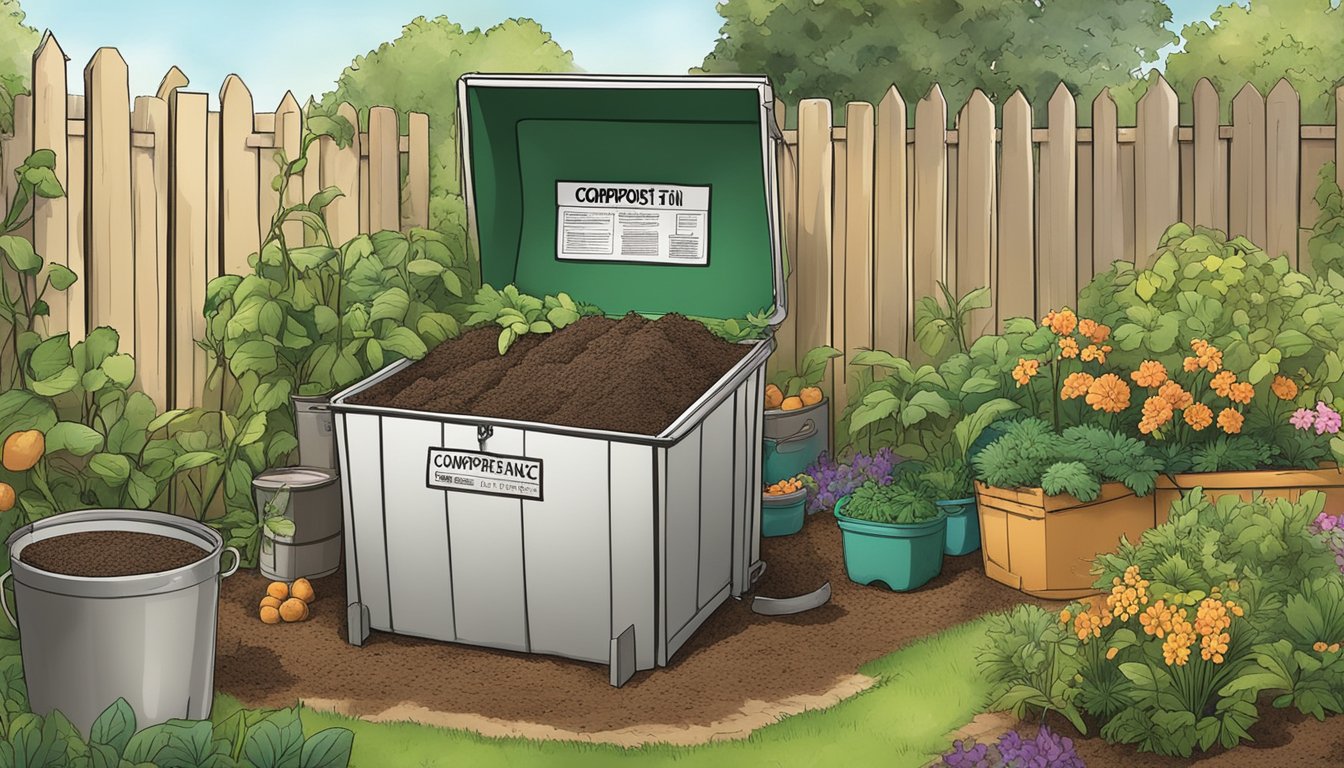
[214,511,1053,741]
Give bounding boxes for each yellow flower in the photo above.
[1332,643,1341,653]
[1061,372,1094,400]
[1106,646,1119,660]
[1141,600,1175,638]
[1139,396,1174,435]
[1059,337,1080,359]
[1228,382,1254,405]
[1218,408,1244,434]
[1079,318,1110,344]
[1184,402,1214,431]
[1163,632,1193,666]
[1159,381,1194,410]
[1086,374,1131,414]
[1272,375,1299,401]
[1059,608,1072,624]
[1131,360,1169,388]
[1046,308,1078,336]
[1211,370,1237,397]
[1081,344,1111,364]
[1012,358,1040,387]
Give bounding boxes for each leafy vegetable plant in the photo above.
[971,418,1162,501]
[840,473,940,525]
[770,345,841,397]
[465,284,600,354]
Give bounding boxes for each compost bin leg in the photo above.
[609,624,636,687]
[347,602,370,646]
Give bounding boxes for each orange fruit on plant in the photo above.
[780,396,804,411]
[764,384,784,410]
[2,430,44,472]
[0,482,13,512]
[799,387,823,406]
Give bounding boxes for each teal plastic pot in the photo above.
[834,496,946,591]
[938,497,981,556]
[762,488,806,537]
[762,399,827,485]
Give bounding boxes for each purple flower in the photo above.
[1316,402,1343,435]
[1291,408,1317,430]
[941,740,990,768]
[803,448,902,514]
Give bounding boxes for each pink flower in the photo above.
[1315,402,1343,435]
[1291,408,1317,430]
[1318,512,1339,532]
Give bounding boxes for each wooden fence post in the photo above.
[1135,76,1180,264]
[322,102,362,247]
[169,90,210,408]
[404,112,430,230]
[1091,88,1123,277]
[367,106,400,232]
[795,98,833,394]
[130,93,169,409]
[1038,83,1077,310]
[1229,83,1267,248]
[274,92,303,246]
[955,89,996,337]
[873,86,908,355]
[840,100,875,433]
[911,85,947,322]
[1192,78,1226,232]
[1265,79,1300,265]
[998,90,1035,328]
[31,33,70,339]
[84,48,135,351]
[219,74,258,274]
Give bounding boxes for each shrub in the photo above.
[971,418,1161,501]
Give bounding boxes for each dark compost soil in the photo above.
[347,313,750,436]
[214,512,1058,732]
[21,531,206,576]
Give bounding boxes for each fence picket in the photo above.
[84,48,135,352]
[1229,83,1267,248]
[795,98,833,392]
[998,91,1034,328]
[404,112,430,230]
[912,85,947,319]
[219,74,259,273]
[274,92,303,245]
[1037,84,1076,311]
[841,101,875,428]
[1091,89,1121,276]
[169,91,209,407]
[1192,79,1225,231]
[322,102,362,247]
[368,106,400,232]
[873,86,908,355]
[956,90,995,337]
[130,96,168,409]
[1135,77,1180,263]
[1266,79,1301,265]
[770,97,798,380]
[31,33,70,338]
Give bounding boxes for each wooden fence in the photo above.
[771,75,1344,430]
[0,34,430,409]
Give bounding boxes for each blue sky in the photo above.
[22,0,1234,108]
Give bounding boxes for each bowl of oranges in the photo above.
[762,475,808,537]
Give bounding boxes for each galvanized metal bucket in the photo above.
[762,398,828,488]
[292,394,338,470]
[0,509,240,736]
[253,467,342,581]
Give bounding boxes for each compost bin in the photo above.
[330,73,786,686]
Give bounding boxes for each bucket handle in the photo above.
[220,547,241,579]
[770,419,816,447]
[0,571,15,629]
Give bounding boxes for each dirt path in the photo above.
[215,512,1055,738]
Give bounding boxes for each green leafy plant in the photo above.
[699,308,773,343]
[978,604,1087,734]
[770,345,841,397]
[465,284,600,354]
[971,418,1161,501]
[917,453,974,501]
[914,282,991,361]
[840,474,939,525]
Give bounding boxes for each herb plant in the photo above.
[971,418,1162,501]
[840,474,940,525]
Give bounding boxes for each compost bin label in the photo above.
[555,181,710,266]
[426,447,544,501]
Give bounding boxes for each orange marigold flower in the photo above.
[1047,308,1078,336]
[1081,344,1111,364]
[1059,609,1072,624]
[1131,360,1169,388]
[1218,408,1244,434]
[1184,402,1214,430]
[1210,370,1237,397]
[1139,396,1174,434]
[1041,310,1057,328]
[1314,641,1329,652]
[1272,375,1299,401]
[1079,318,1110,344]
[1086,374,1131,414]
[1191,338,1210,353]
[1159,381,1194,409]
[1183,356,1201,373]
[1228,382,1254,405]
[1061,372,1095,400]
[1198,345,1223,373]
[1059,337,1080,359]
[1012,358,1040,387]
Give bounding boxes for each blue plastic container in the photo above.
[763,399,828,486]
[762,488,806,537]
[938,497,981,556]
[834,496,946,591]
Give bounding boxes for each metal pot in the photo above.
[292,393,337,470]
[253,467,342,581]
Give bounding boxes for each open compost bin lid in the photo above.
[458,74,786,324]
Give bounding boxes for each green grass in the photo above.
[227,616,997,768]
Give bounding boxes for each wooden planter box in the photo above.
[974,482,1159,599]
[1154,465,1344,524]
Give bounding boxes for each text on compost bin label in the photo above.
[426,448,543,500]
[555,181,710,266]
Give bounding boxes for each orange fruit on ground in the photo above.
[279,597,309,622]
[764,384,784,410]
[780,396,804,411]
[799,386,824,406]
[2,430,44,472]
[260,606,281,624]
[266,581,289,601]
[259,595,283,610]
[0,483,13,513]
[291,577,316,604]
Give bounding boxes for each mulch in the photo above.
[214,510,1055,732]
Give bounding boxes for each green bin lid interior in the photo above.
[460,75,783,321]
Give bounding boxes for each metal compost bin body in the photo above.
[2,510,238,736]
[331,338,770,682]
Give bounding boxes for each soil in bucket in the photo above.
[349,313,750,436]
[19,531,206,577]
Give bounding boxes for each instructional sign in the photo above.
[556,181,710,266]
[426,447,544,501]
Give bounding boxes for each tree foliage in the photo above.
[0,0,40,134]
[320,16,578,237]
[1165,0,1344,123]
[696,0,1176,124]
